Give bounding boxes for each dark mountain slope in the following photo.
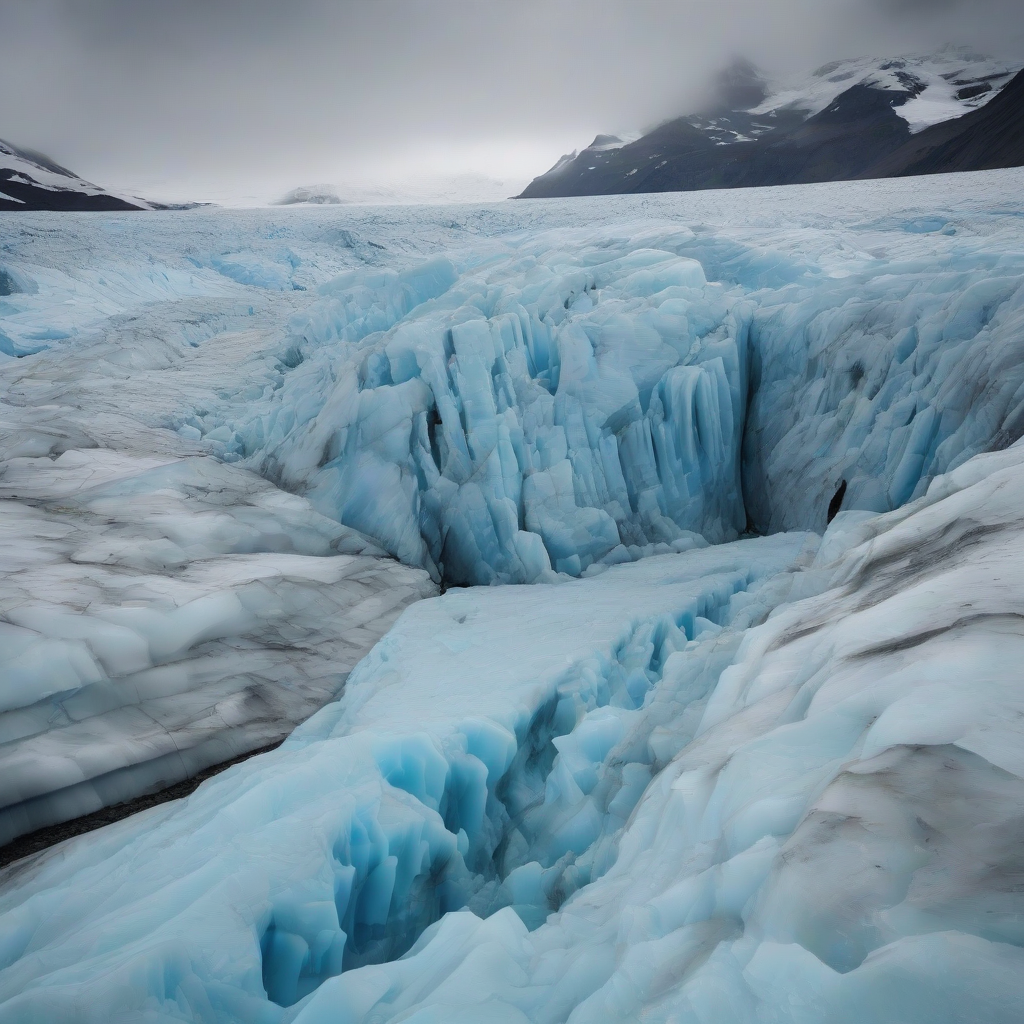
[519,84,914,198]
[756,85,913,183]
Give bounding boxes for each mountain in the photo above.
[0,139,146,211]
[864,61,1024,177]
[519,51,1024,199]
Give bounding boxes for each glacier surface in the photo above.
[1,169,1024,1021]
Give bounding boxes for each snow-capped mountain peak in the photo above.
[520,49,1024,199]
[751,50,1023,133]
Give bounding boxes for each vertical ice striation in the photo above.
[743,249,1024,533]
[221,248,748,585]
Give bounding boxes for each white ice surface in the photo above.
[1,170,1024,1021]
[0,444,434,844]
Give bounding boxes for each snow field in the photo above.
[748,51,1023,133]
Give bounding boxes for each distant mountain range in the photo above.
[519,51,1024,199]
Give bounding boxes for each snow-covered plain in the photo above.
[2,169,1024,1021]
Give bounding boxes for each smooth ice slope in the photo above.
[3,438,1024,1022]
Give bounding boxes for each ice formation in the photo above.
[1,169,1024,1021]
[155,184,1024,585]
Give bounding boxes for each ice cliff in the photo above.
[170,202,1024,586]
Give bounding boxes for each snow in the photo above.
[586,134,643,153]
[1,169,1024,1021]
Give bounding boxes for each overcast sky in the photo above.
[1,0,1022,202]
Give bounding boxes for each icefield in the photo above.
[2,169,1024,1021]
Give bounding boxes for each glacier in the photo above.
[1,169,1024,1021]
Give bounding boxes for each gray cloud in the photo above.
[1,0,1021,202]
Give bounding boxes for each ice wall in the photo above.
[209,248,750,585]
[4,439,1024,1022]
[743,235,1024,533]
[6,189,1024,593]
